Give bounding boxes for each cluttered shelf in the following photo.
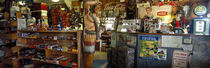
[17,30,80,33]
[16,46,78,55]
[46,49,78,54]
[18,37,77,42]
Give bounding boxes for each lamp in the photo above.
[52,0,59,2]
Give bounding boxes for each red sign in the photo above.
[157,11,168,16]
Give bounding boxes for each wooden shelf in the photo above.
[18,30,80,33]
[17,30,82,68]
[18,37,77,42]
[117,31,210,37]
[17,46,78,54]
[0,32,17,40]
[46,49,78,54]
[32,59,72,67]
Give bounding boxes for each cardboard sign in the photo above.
[161,36,183,48]
[172,50,189,68]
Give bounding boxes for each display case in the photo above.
[111,31,210,68]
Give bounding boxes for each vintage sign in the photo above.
[172,50,189,68]
[194,5,207,16]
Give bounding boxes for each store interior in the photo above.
[0,0,209,68]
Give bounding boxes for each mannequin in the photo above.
[83,1,102,68]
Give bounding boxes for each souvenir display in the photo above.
[26,17,37,31]
[50,5,62,29]
[50,5,79,30]
[61,11,70,28]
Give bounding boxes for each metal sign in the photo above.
[194,5,207,16]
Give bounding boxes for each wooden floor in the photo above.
[93,51,108,68]
[94,51,107,60]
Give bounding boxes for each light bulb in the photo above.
[52,0,59,2]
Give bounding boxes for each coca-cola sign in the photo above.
[157,11,168,16]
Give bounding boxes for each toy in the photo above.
[172,8,186,34]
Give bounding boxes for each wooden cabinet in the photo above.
[16,30,82,68]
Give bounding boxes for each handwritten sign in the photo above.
[172,50,189,68]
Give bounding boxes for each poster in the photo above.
[138,5,172,23]
[161,36,183,48]
[137,2,151,19]
[139,36,160,60]
[172,50,189,68]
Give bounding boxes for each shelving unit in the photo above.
[16,30,82,68]
[0,15,17,47]
[18,37,77,42]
